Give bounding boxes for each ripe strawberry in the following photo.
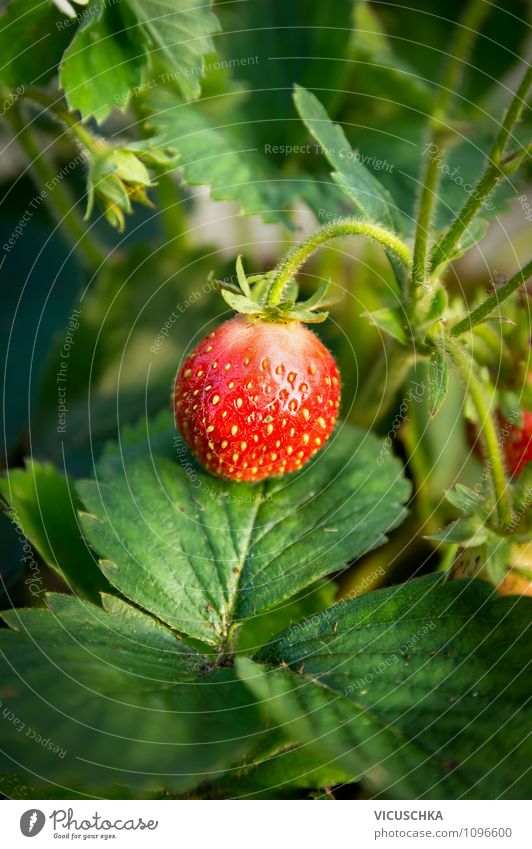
[174,315,340,481]
[502,410,532,478]
[465,409,531,479]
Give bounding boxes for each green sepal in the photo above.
[428,516,489,547]
[363,307,407,345]
[235,255,252,298]
[220,289,264,315]
[445,484,483,514]
[427,348,449,418]
[219,257,336,324]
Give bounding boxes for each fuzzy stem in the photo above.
[446,337,512,528]
[411,0,490,290]
[451,258,532,335]
[6,104,105,269]
[430,65,532,272]
[23,87,99,153]
[266,219,411,307]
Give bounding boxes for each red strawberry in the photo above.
[174,315,340,481]
[502,410,532,478]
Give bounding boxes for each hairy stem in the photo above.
[266,219,411,307]
[411,0,490,290]
[451,258,532,335]
[23,87,99,153]
[446,337,512,528]
[6,104,105,269]
[430,64,532,272]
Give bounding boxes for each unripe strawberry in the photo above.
[174,316,340,481]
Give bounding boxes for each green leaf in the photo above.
[0,0,76,88]
[427,349,449,418]
[220,289,263,315]
[299,281,330,311]
[235,255,252,298]
[60,2,149,123]
[350,1,436,118]
[212,736,355,798]
[363,307,407,345]
[239,574,532,798]
[294,85,406,236]
[236,579,336,655]
[216,0,358,155]
[0,461,109,603]
[348,118,514,234]
[445,483,483,514]
[151,95,296,227]
[428,517,488,546]
[125,0,220,102]
[0,593,261,797]
[76,414,410,646]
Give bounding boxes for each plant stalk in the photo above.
[446,337,512,528]
[451,258,532,335]
[411,0,490,290]
[266,219,411,307]
[23,86,99,153]
[6,104,105,269]
[430,64,532,272]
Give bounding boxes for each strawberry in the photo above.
[174,315,340,481]
[465,409,531,479]
[502,410,532,478]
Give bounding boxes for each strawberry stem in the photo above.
[5,100,105,269]
[266,219,411,308]
[410,0,490,290]
[446,337,513,529]
[429,64,532,273]
[23,87,100,153]
[451,258,532,336]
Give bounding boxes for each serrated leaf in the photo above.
[151,95,296,227]
[0,460,109,603]
[59,3,148,123]
[364,307,407,344]
[428,517,488,546]
[0,593,262,797]
[217,0,357,155]
[212,737,355,798]
[445,483,483,514]
[239,574,532,798]
[428,349,449,418]
[75,414,410,646]
[0,0,75,88]
[236,579,336,655]
[294,85,406,237]
[125,0,220,102]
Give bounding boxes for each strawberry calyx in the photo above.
[215,256,339,324]
[429,476,532,594]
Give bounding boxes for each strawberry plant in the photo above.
[0,0,531,801]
